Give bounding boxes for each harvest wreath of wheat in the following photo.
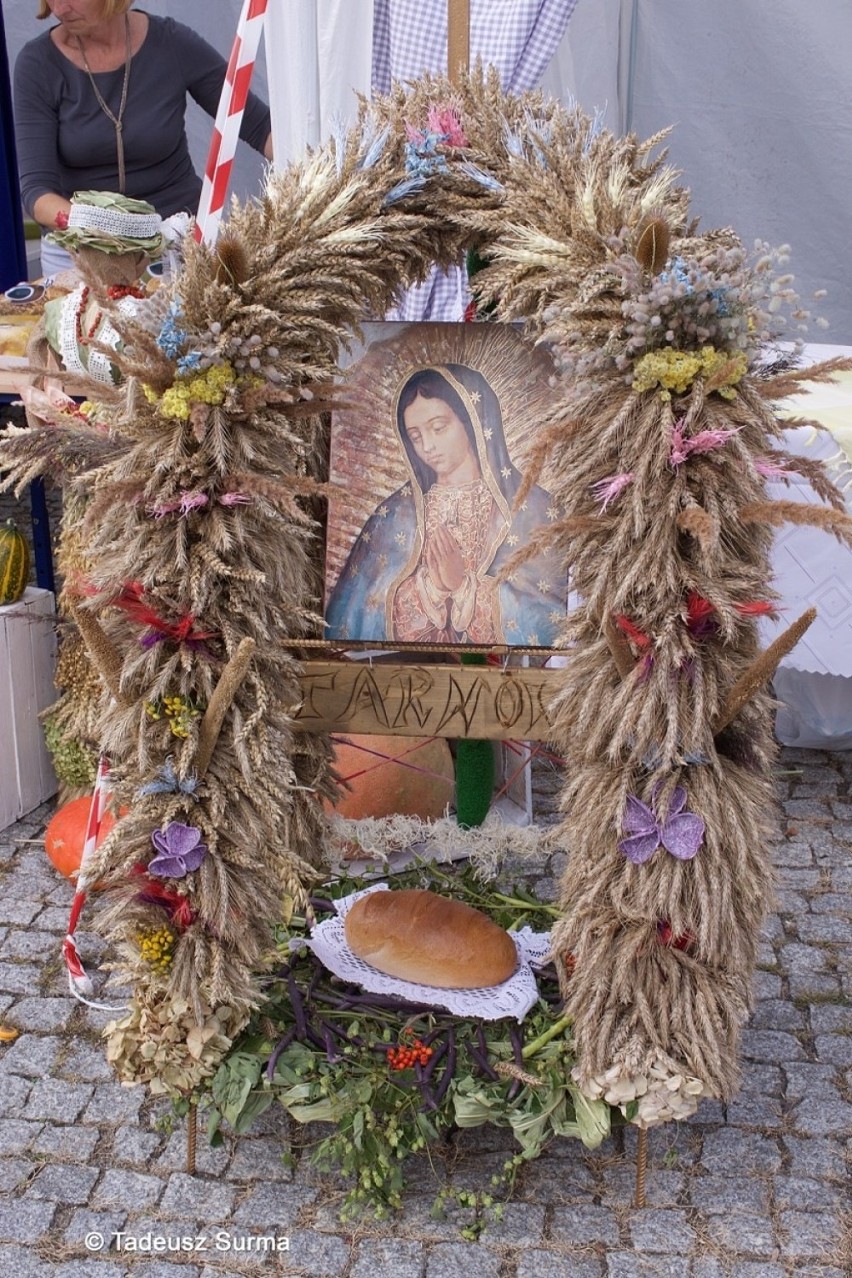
[2,68,852,1195]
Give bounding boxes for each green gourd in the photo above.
[0,520,29,606]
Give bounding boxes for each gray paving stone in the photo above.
[809,1002,852,1034]
[550,1203,619,1246]
[600,1166,685,1206]
[112,1264,202,1278]
[790,1095,852,1136]
[703,1211,776,1256]
[778,1210,841,1259]
[748,999,804,1032]
[230,1180,319,1226]
[27,1161,99,1203]
[159,1173,237,1222]
[110,1123,163,1166]
[700,1129,783,1176]
[780,942,830,974]
[725,1096,785,1129]
[21,1079,94,1121]
[627,1208,696,1254]
[517,1253,604,1278]
[751,971,783,999]
[54,1265,135,1278]
[478,1201,546,1244]
[424,1241,501,1278]
[1,932,63,962]
[351,1238,425,1278]
[789,973,843,1001]
[797,915,852,944]
[0,1073,32,1117]
[81,1081,145,1124]
[30,1123,100,1162]
[739,1064,783,1096]
[0,901,42,925]
[4,997,76,1031]
[59,1041,115,1081]
[689,1262,725,1278]
[0,1156,35,1191]
[773,1175,845,1210]
[775,890,810,914]
[213,1134,289,1180]
[784,1062,843,1100]
[93,1168,164,1209]
[605,1256,688,1277]
[741,1029,806,1063]
[783,1135,847,1181]
[0,1033,60,1076]
[64,1208,128,1246]
[815,1034,852,1066]
[0,1118,43,1156]
[0,963,43,995]
[809,891,852,914]
[715,1267,784,1278]
[0,1243,53,1277]
[0,1199,57,1242]
[520,1156,597,1200]
[154,1129,234,1177]
[29,906,73,932]
[776,868,821,890]
[688,1173,770,1213]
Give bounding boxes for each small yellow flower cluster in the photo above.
[137,925,175,973]
[145,695,201,739]
[632,345,748,400]
[157,363,237,420]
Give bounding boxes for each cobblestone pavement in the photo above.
[0,746,849,1277]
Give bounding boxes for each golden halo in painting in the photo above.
[324,322,566,648]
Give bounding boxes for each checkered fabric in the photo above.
[373,0,580,321]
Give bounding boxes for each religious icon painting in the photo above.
[324,322,568,648]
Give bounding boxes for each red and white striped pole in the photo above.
[194,0,270,246]
[62,756,112,1000]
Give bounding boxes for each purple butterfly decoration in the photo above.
[149,822,208,879]
[619,785,704,865]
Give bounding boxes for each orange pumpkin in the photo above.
[326,733,455,823]
[44,796,122,883]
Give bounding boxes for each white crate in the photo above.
[0,587,58,831]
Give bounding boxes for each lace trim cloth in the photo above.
[295,883,553,1021]
[68,202,163,240]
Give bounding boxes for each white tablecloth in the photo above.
[761,344,852,747]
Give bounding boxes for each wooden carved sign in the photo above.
[294,660,555,740]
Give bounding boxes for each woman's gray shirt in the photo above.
[14,14,271,218]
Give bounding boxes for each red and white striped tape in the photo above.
[194,0,270,246]
[62,757,125,1007]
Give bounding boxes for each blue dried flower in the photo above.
[156,302,189,359]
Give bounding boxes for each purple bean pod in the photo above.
[287,972,308,1039]
[506,1023,524,1102]
[323,1026,342,1063]
[308,896,338,914]
[474,1024,500,1081]
[265,1026,297,1081]
[431,1027,457,1108]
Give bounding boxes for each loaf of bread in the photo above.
[343,888,518,989]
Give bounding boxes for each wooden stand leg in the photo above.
[634,1127,648,1207]
[186,1102,197,1175]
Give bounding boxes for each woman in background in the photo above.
[14,0,272,274]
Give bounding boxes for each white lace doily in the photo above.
[295,884,552,1021]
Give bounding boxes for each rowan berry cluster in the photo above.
[387,1038,433,1071]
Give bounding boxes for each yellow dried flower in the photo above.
[137,925,176,973]
[632,345,747,400]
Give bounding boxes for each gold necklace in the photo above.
[74,15,132,193]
